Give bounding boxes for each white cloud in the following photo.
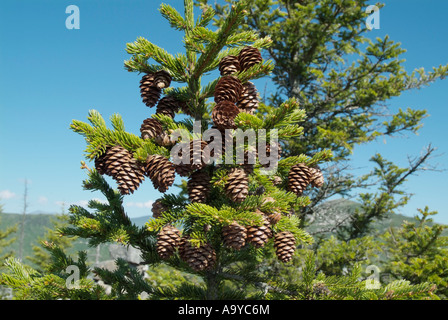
[55,198,108,208]
[126,200,154,209]
[55,201,66,207]
[38,196,48,205]
[0,190,16,200]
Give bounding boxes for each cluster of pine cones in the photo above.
[94,46,326,267]
[155,207,296,269]
[288,163,324,196]
[213,46,262,129]
[94,70,182,195]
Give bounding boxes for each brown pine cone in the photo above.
[94,147,111,175]
[225,168,248,203]
[214,76,243,104]
[309,166,324,188]
[154,70,172,89]
[222,222,247,250]
[187,170,211,203]
[238,46,262,71]
[266,211,282,225]
[237,81,258,114]
[288,163,312,196]
[156,225,181,259]
[179,237,216,271]
[178,100,192,116]
[95,146,131,178]
[274,231,296,263]
[154,131,176,147]
[144,155,176,193]
[219,55,240,75]
[140,118,163,140]
[271,176,282,186]
[212,100,240,130]
[247,212,272,248]
[152,199,167,219]
[115,157,146,195]
[140,73,161,107]
[156,96,180,118]
[94,146,145,194]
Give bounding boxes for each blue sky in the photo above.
[0,0,447,223]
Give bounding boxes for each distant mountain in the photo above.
[131,215,152,228]
[306,198,447,236]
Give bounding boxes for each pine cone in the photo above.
[154,70,172,89]
[247,212,272,248]
[288,163,312,196]
[179,237,216,271]
[95,146,130,177]
[156,96,180,118]
[144,155,175,193]
[187,170,211,203]
[174,140,210,176]
[274,231,296,263]
[309,166,324,188]
[115,157,146,195]
[94,146,145,195]
[214,76,243,104]
[266,211,282,225]
[140,73,162,107]
[271,176,282,186]
[238,46,262,71]
[225,168,248,203]
[222,222,247,250]
[219,55,240,75]
[140,118,163,140]
[212,100,240,130]
[237,82,258,114]
[155,131,176,147]
[94,147,111,175]
[179,100,192,116]
[152,199,167,219]
[157,225,181,259]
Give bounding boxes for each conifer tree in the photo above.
[0,0,441,301]
[64,0,333,299]
[28,211,76,273]
[380,207,448,299]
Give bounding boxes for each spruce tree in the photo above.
[28,212,76,273]
[65,0,331,299]
[380,207,448,299]
[0,0,441,301]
